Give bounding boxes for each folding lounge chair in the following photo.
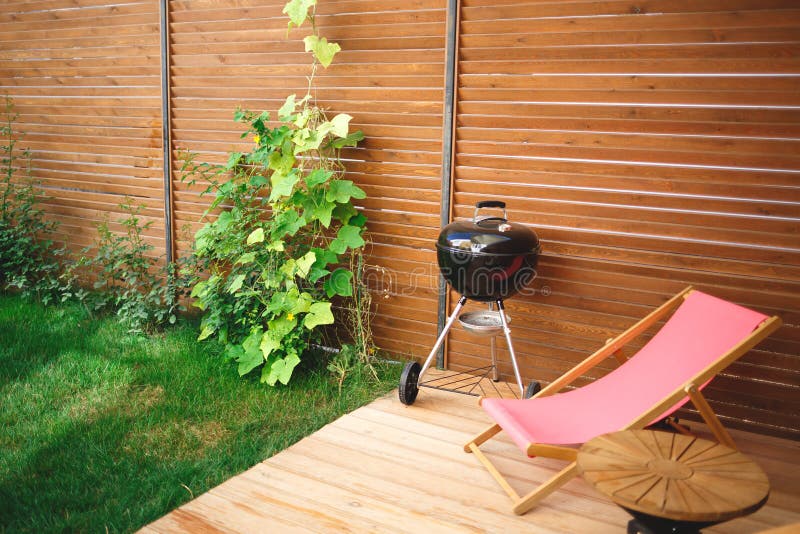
[464,286,782,515]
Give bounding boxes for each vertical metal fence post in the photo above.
[159,0,174,263]
[436,0,460,368]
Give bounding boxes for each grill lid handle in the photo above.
[474,200,507,222]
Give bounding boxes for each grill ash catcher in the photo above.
[399,200,543,405]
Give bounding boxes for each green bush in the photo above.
[72,199,192,334]
[0,96,188,329]
[0,95,64,303]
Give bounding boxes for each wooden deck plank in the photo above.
[142,371,800,533]
[142,492,308,533]
[296,424,629,532]
[213,466,430,533]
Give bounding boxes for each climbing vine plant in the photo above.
[187,0,371,386]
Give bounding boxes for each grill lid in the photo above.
[436,200,540,256]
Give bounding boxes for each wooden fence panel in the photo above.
[0,0,166,255]
[167,0,447,358]
[451,0,800,439]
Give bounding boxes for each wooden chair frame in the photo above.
[464,286,783,515]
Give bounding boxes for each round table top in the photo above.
[577,429,770,523]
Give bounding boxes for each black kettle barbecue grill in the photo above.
[399,200,543,405]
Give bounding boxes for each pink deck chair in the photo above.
[464,286,782,515]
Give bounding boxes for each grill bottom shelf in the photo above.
[418,366,523,399]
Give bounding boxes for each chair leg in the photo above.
[466,425,581,515]
[463,423,501,452]
[686,384,736,449]
[468,441,520,501]
[512,462,579,515]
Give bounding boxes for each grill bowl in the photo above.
[436,247,538,302]
[436,201,540,302]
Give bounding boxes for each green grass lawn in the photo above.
[0,294,401,533]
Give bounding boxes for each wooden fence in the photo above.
[1,0,798,440]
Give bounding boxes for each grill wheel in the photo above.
[525,380,542,399]
[399,361,421,405]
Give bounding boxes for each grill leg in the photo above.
[419,295,468,381]
[490,336,499,381]
[489,302,499,381]
[497,300,525,397]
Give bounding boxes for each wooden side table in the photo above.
[577,429,770,534]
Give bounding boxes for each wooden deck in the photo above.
[142,371,800,533]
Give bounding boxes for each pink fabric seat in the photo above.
[481,291,768,451]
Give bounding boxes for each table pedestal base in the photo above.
[626,510,716,534]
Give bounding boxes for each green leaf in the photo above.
[270,209,305,239]
[227,273,246,294]
[224,151,243,170]
[305,168,333,187]
[261,270,281,289]
[247,227,265,245]
[193,223,213,254]
[262,352,301,386]
[294,108,312,128]
[339,224,366,247]
[279,258,297,279]
[303,35,341,68]
[272,313,297,336]
[329,113,352,137]
[197,323,215,341]
[349,212,368,227]
[278,94,297,121]
[315,121,334,139]
[267,287,299,314]
[235,251,256,265]
[303,301,334,329]
[268,149,295,174]
[312,247,339,268]
[265,240,285,252]
[329,224,366,254]
[315,203,336,228]
[330,130,364,149]
[290,292,313,314]
[260,315,298,358]
[250,110,270,132]
[236,348,263,377]
[215,211,234,231]
[326,180,366,204]
[324,268,353,297]
[283,0,316,29]
[249,174,269,187]
[237,330,265,376]
[309,198,336,228]
[309,246,338,282]
[243,328,263,355]
[259,334,281,359]
[224,343,243,362]
[295,250,317,279]
[246,147,271,166]
[190,279,207,300]
[269,170,299,202]
[292,128,322,154]
[309,267,330,284]
[332,203,358,224]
